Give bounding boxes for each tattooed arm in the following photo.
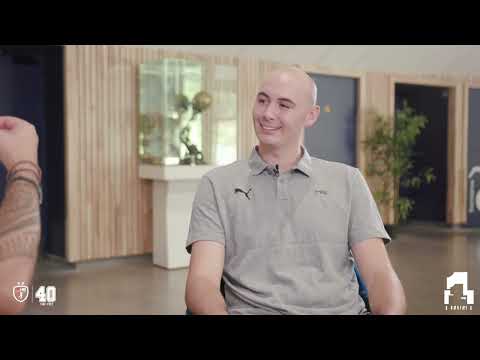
[0,116,41,315]
[0,174,41,314]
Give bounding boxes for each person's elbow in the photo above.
[184,280,194,311]
[373,292,407,315]
[184,275,202,312]
[185,275,227,315]
[185,275,209,311]
[370,271,407,315]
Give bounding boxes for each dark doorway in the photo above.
[304,74,357,166]
[395,83,448,223]
[0,45,65,258]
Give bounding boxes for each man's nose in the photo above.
[263,102,277,120]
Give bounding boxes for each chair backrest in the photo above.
[354,265,370,311]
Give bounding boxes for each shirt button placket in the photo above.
[278,177,288,200]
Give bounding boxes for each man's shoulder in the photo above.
[203,159,250,183]
[310,156,357,179]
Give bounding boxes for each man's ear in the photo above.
[305,105,320,128]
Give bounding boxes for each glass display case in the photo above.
[139,57,238,166]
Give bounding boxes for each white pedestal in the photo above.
[140,164,217,269]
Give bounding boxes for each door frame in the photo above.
[389,74,466,225]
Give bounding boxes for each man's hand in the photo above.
[0,116,39,171]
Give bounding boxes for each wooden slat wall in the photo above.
[357,74,368,176]
[447,84,467,224]
[64,45,154,262]
[364,72,395,224]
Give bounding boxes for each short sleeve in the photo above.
[348,168,391,248]
[186,175,226,254]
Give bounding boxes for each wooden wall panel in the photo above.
[446,84,467,224]
[64,45,159,262]
[364,72,395,224]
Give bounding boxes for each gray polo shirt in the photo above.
[186,146,391,315]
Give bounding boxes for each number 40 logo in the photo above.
[35,286,56,306]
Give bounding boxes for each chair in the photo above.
[354,265,370,312]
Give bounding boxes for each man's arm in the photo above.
[0,172,41,314]
[351,238,407,315]
[0,116,41,315]
[185,241,228,315]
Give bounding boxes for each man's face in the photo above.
[252,72,318,148]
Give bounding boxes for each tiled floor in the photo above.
[387,223,480,315]
[23,255,189,315]
[22,222,480,315]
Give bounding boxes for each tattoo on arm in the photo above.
[0,180,41,261]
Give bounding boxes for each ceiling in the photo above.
[138,45,480,78]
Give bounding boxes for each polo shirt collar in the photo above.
[248,146,313,177]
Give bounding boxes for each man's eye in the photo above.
[279,104,290,109]
[258,98,266,104]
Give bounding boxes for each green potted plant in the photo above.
[363,101,436,236]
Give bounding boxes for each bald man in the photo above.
[185,67,406,315]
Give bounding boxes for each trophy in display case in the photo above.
[138,58,209,166]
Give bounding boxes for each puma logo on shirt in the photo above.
[235,188,253,200]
